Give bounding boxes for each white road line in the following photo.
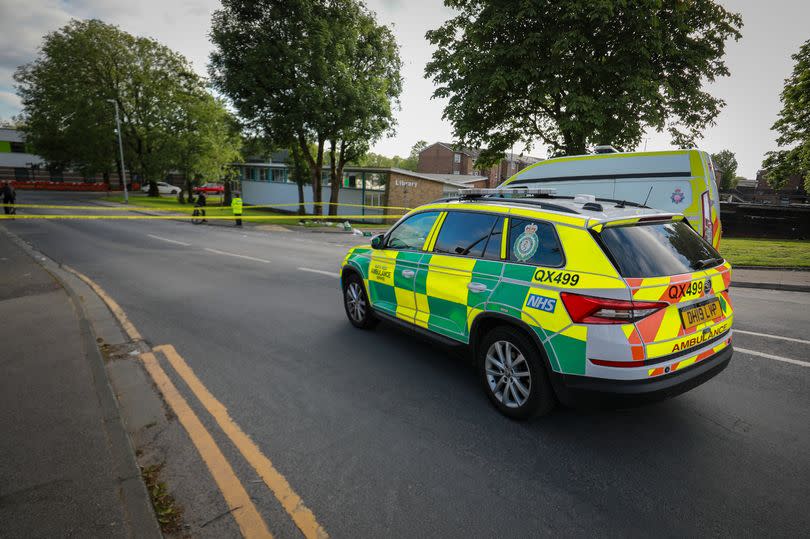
[298,267,340,278]
[736,347,810,368]
[204,248,271,264]
[147,234,191,246]
[735,329,810,345]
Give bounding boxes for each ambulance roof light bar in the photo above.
[457,187,557,199]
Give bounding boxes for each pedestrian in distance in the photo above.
[193,191,207,224]
[231,192,243,227]
[2,181,15,216]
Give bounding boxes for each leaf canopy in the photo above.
[425,0,742,164]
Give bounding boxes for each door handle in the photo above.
[467,282,488,292]
[401,269,415,278]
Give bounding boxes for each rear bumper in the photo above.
[550,345,733,408]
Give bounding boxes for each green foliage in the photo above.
[210,0,402,214]
[175,94,242,186]
[14,19,240,191]
[425,0,742,163]
[762,39,810,192]
[354,140,426,170]
[711,150,739,189]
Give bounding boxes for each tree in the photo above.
[210,0,402,215]
[14,19,235,196]
[425,1,742,164]
[324,1,402,215]
[711,150,739,190]
[174,93,242,203]
[762,39,810,192]
[398,140,427,171]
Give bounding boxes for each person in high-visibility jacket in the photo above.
[231,192,243,227]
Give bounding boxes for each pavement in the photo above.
[732,266,810,292]
[0,231,160,538]
[2,191,810,538]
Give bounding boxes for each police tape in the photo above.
[4,201,413,212]
[0,214,405,220]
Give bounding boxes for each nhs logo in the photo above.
[526,294,556,313]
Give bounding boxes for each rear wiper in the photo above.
[695,257,723,270]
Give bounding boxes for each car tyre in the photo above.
[478,326,555,419]
[343,273,377,329]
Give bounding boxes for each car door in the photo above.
[418,211,503,341]
[368,211,440,323]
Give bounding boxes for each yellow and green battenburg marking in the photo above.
[341,199,733,381]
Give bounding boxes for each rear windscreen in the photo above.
[598,221,723,278]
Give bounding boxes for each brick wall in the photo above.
[385,172,446,214]
[417,144,455,174]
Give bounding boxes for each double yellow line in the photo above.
[64,265,328,539]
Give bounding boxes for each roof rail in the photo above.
[458,187,556,198]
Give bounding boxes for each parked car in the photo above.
[140,182,179,195]
[500,148,724,249]
[340,187,733,419]
[193,182,225,195]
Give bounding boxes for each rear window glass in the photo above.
[599,221,723,278]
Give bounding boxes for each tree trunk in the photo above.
[297,180,305,215]
[561,130,587,156]
[223,180,232,206]
[299,135,324,217]
[114,151,124,190]
[184,175,194,205]
[148,180,158,197]
[328,140,339,217]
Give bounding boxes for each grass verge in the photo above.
[721,237,810,267]
[107,193,396,226]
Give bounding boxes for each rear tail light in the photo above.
[701,191,713,242]
[560,292,667,324]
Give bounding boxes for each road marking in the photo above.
[141,352,273,539]
[60,269,321,537]
[147,234,191,246]
[298,267,339,278]
[205,248,271,264]
[155,344,328,539]
[734,329,810,345]
[736,347,810,368]
[62,265,142,341]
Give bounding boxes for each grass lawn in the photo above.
[107,193,399,226]
[721,237,810,267]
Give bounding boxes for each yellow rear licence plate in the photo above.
[680,299,722,330]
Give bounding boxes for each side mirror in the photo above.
[370,234,384,249]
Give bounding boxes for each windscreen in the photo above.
[599,221,723,278]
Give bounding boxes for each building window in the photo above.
[272,168,288,182]
[364,191,382,207]
[10,141,25,153]
[14,168,29,179]
[454,153,461,163]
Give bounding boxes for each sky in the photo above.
[0,0,807,178]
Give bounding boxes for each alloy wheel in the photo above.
[346,281,366,322]
[485,340,532,408]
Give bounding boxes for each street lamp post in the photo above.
[108,99,129,203]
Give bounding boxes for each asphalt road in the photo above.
[4,192,809,537]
